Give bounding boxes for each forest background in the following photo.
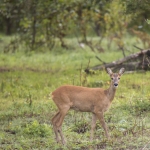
[0,0,150,149]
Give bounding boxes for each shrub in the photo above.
[23,120,51,137]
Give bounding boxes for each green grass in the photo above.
[0,35,150,149]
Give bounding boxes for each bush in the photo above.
[23,120,51,137]
[134,98,150,114]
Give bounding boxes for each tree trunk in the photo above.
[5,18,12,35]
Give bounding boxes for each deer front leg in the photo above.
[96,111,110,139]
[90,113,97,141]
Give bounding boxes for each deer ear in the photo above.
[106,68,113,75]
[119,68,125,75]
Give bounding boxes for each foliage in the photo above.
[121,0,150,15]
[0,0,132,52]
[23,120,51,137]
[146,19,150,25]
[0,0,23,35]
[1,0,150,53]
[120,0,150,32]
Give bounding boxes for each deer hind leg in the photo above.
[90,113,97,141]
[52,111,61,143]
[52,111,60,124]
[54,106,70,145]
[96,112,110,139]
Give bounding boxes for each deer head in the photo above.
[106,68,125,88]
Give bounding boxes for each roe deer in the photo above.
[51,68,125,144]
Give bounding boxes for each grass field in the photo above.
[0,35,150,150]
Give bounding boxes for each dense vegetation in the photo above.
[0,0,150,149]
[0,0,150,52]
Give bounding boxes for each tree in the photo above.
[120,0,150,31]
[0,0,24,35]
[0,0,136,52]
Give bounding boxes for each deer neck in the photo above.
[106,82,117,102]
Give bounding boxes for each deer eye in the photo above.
[118,78,120,80]
[111,78,113,80]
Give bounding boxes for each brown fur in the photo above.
[51,68,125,144]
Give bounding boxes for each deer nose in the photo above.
[114,83,118,87]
